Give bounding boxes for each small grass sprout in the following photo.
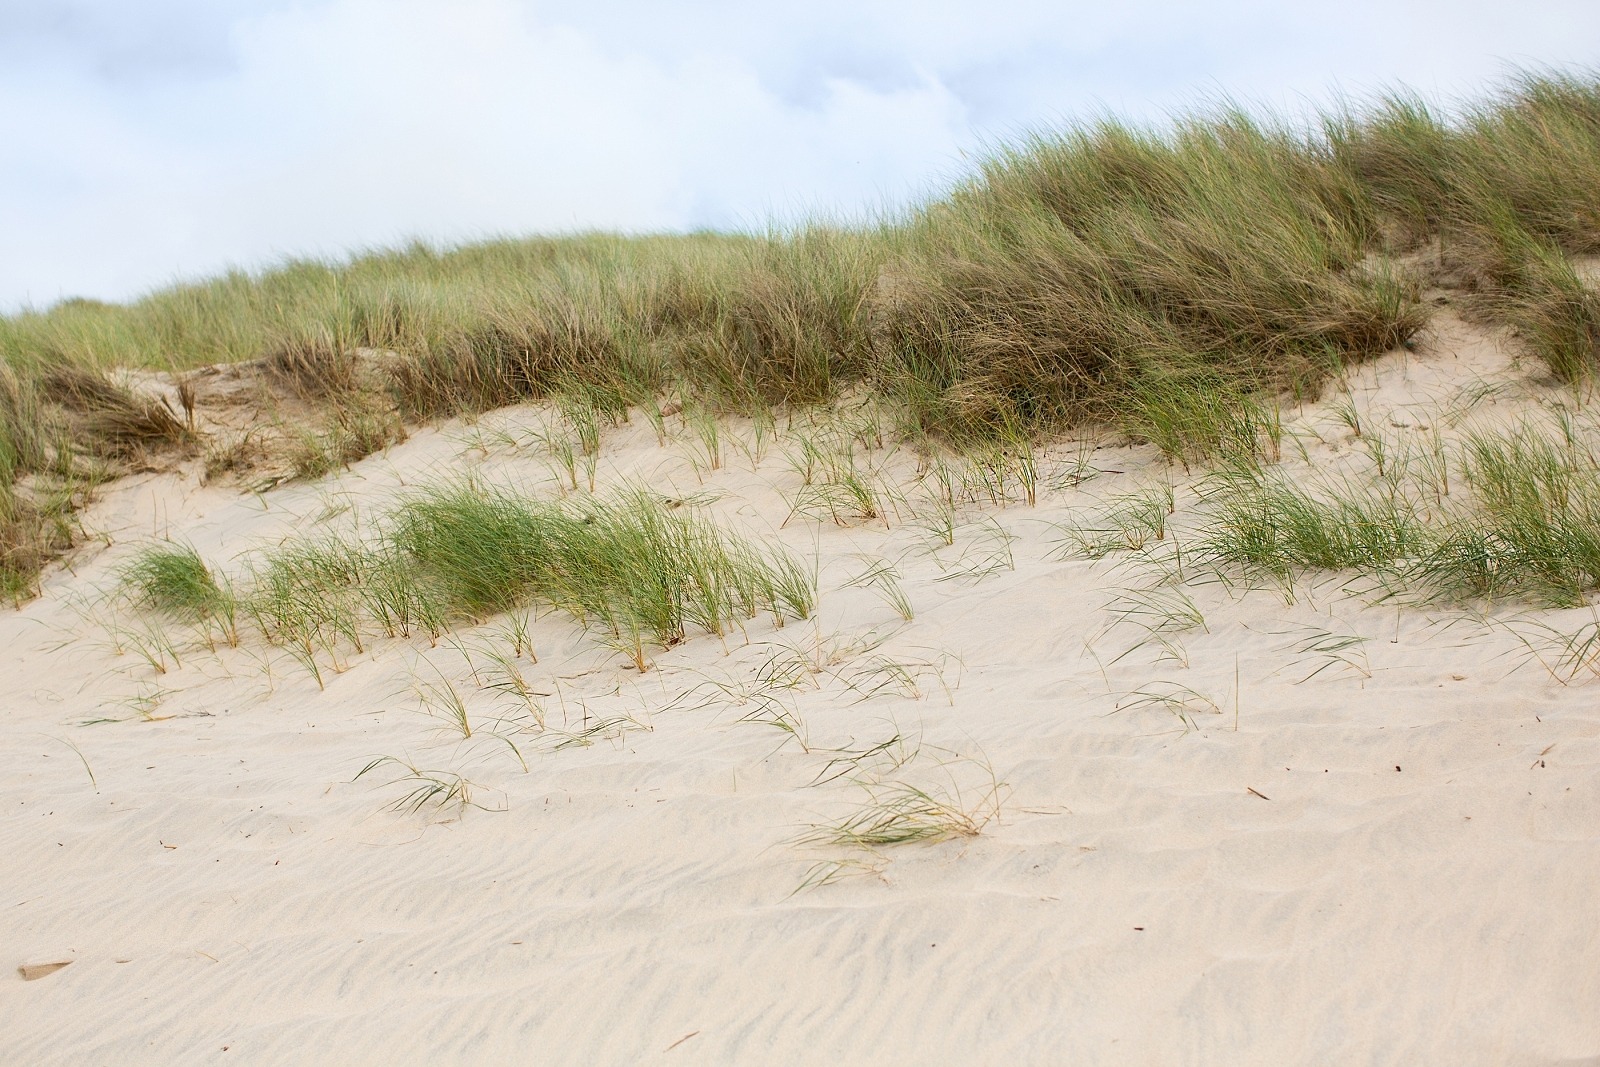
[414,665,475,739]
[1269,623,1373,682]
[809,730,919,788]
[931,516,1017,584]
[1053,482,1175,559]
[797,748,1005,866]
[838,650,962,704]
[1125,584,1207,633]
[792,856,889,894]
[1115,682,1222,732]
[355,757,503,815]
[538,712,652,751]
[801,781,990,847]
[843,557,914,621]
[1105,585,1207,638]
[1499,611,1600,685]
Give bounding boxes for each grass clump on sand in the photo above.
[1418,428,1600,603]
[117,542,240,649]
[386,485,557,618]
[1194,420,1600,606]
[245,538,377,682]
[119,543,231,622]
[388,483,815,671]
[118,484,816,682]
[0,364,88,603]
[1194,465,1430,582]
[800,780,996,848]
[1473,230,1600,386]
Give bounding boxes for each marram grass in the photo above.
[1191,420,1600,606]
[120,484,816,681]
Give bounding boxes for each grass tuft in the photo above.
[118,482,816,679]
[41,366,191,459]
[1191,419,1600,606]
[119,543,235,628]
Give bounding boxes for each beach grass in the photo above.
[119,542,232,622]
[1188,417,1600,606]
[119,483,816,679]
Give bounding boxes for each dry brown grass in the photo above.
[41,365,192,459]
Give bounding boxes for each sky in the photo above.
[2,1,1597,310]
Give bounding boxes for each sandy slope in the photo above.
[3,318,1598,1066]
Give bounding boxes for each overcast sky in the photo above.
[2,1,1596,310]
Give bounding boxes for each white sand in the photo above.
[4,319,1598,1065]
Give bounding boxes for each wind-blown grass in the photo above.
[1193,421,1600,606]
[119,543,232,623]
[1,364,84,602]
[1417,428,1600,603]
[390,483,815,670]
[6,73,1593,415]
[41,365,192,459]
[120,484,816,680]
[1194,465,1430,581]
[117,542,241,651]
[0,483,76,605]
[874,111,1424,441]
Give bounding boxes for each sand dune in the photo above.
[4,318,1598,1065]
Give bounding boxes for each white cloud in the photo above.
[2,0,1597,308]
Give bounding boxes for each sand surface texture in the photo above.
[4,319,1599,1065]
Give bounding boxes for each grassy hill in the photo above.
[2,70,1597,601]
